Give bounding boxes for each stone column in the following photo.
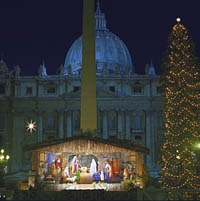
[125,110,130,140]
[59,111,64,139]
[117,110,123,139]
[66,110,72,138]
[103,110,108,139]
[11,115,24,172]
[38,111,43,142]
[146,110,152,167]
[97,110,101,138]
[151,111,156,166]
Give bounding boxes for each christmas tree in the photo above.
[160,18,200,189]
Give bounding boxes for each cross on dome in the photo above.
[95,0,108,31]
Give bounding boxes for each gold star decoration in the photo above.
[26,120,37,133]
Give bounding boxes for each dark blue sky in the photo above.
[0,0,200,75]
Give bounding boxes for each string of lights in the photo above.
[160,18,200,189]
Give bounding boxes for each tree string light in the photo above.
[160,18,200,189]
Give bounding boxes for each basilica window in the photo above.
[131,82,144,94]
[47,87,56,94]
[43,81,58,96]
[26,87,32,95]
[47,115,56,129]
[73,86,80,92]
[132,86,143,93]
[109,119,115,129]
[131,114,145,142]
[44,114,57,139]
[130,114,144,133]
[109,86,115,92]
[108,69,114,74]
[0,83,5,94]
[133,115,141,130]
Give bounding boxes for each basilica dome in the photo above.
[63,2,134,76]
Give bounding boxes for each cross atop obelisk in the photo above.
[80,0,97,133]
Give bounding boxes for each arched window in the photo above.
[133,115,141,130]
[130,112,145,133]
[47,115,56,129]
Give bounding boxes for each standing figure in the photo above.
[123,167,129,180]
[64,166,70,177]
[55,157,62,174]
[104,161,112,182]
[71,156,78,173]
[51,160,57,178]
[46,152,56,174]
[90,159,97,174]
[14,65,21,77]
[100,170,104,181]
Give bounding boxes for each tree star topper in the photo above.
[26,120,37,133]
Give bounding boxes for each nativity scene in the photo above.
[25,137,149,190]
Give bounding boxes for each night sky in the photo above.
[0,0,200,76]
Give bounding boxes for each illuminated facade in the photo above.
[0,1,164,178]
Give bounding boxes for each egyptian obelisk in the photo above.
[80,0,97,133]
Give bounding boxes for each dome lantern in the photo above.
[95,0,108,31]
